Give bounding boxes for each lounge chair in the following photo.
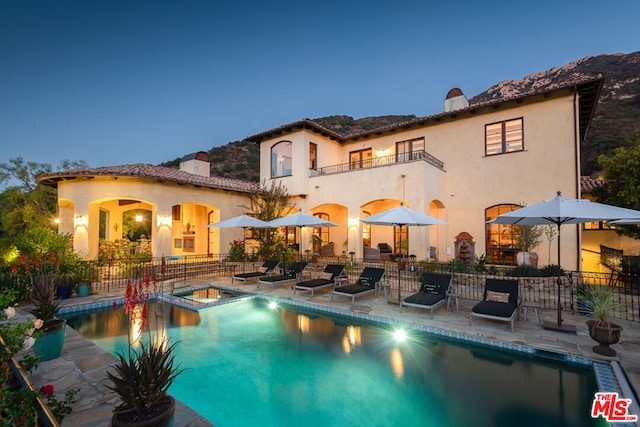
[257,261,308,289]
[401,273,452,318]
[294,264,345,297]
[331,267,386,303]
[470,278,520,332]
[232,260,279,284]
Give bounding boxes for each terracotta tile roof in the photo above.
[38,163,259,194]
[245,76,603,143]
[581,175,605,193]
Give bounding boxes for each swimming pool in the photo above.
[63,288,609,427]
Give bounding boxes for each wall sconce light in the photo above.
[348,216,360,227]
[74,215,87,227]
[158,215,172,227]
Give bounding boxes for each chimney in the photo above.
[444,88,469,112]
[180,151,210,177]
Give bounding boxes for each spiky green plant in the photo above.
[107,340,184,420]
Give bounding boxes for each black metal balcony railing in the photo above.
[81,254,640,323]
[310,150,445,176]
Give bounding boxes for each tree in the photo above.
[242,180,293,260]
[0,157,88,242]
[592,129,640,239]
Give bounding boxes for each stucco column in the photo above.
[154,203,173,258]
[72,202,90,259]
[347,208,362,259]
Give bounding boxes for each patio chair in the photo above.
[331,267,386,304]
[401,273,452,318]
[363,246,380,261]
[294,264,345,297]
[231,260,279,284]
[378,243,393,261]
[257,262,308,289]
[470,278,520,332]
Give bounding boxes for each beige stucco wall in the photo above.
[56,177,252,259]
[260,94,583,268]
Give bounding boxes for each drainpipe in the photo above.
[573,88,581,272]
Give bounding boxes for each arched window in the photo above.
[271,141,293,178]
[485,204,521,265]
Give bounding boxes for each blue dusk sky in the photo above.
[1,0,638,174]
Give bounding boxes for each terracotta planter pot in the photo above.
[586,319,623,357]
[111,396,175,427]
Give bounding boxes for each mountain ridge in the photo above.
[162,51,640,181]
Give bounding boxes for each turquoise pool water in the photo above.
[65,297,605,427]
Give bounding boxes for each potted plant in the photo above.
[575,284,623,356]
[75,263,96,297]
[28,273,67,361]
[107,272,184,426]
[515,225,543,267]
[9,251,67,361]
[56,271,76,300]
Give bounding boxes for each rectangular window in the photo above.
[309,142,317,170]
[485,118,523,156]
[396,138,425,162]
[349,148,372,169]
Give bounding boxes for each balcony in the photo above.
[309,150,445,177]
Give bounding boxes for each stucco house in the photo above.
[41,75,612,272]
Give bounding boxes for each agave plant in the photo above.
[575,283,620,326]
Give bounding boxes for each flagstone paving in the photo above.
[27,276,640,426]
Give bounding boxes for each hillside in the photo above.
[164,52,640,181]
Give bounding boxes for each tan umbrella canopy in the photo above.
[207,214,270,268]
[266,210,338,259]
[491,191,640,332]
[361,204,447,304]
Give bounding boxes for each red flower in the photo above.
[41,384,55,397]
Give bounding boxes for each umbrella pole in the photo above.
[398,225,403,306]
[242,227,247,273]
[542,223,576,333]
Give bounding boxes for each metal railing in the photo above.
[80,255,640,322]
[310,150,445,176]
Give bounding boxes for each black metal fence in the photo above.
[80,255,640,322]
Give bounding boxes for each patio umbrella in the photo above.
[491,191,640,332]
[361,204,447,304]
[266,210,338,259]
[207,214,270,269]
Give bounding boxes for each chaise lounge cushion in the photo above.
[401,273,452,318]
[470,278,520,332]
[332,267,386,303]
[472,300,518,318]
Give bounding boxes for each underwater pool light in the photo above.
[393,329,407,342]
[268,301,278,310]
